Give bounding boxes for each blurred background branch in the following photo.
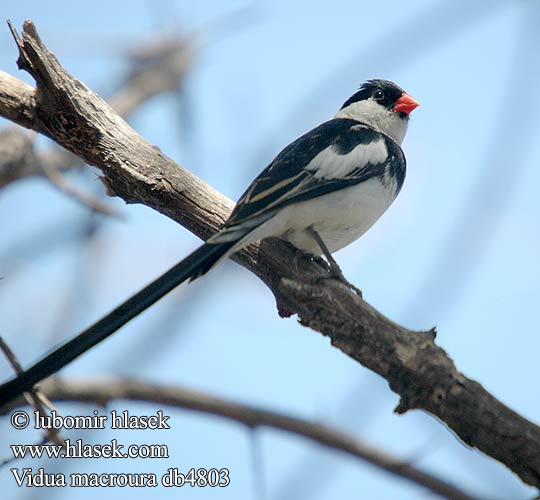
[3,376,481,500]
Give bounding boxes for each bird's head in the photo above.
[335,79,419,145]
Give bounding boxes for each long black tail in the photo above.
[0,241,234,406]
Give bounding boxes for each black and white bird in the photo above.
[197,79,418,281]
[0,79,419,404]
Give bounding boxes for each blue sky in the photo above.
[1,1,539,499]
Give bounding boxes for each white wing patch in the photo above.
[306,138,388,180]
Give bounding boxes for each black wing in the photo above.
[221,118,405,235]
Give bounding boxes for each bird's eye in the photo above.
[373,89,384,100]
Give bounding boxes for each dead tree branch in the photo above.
[1,20,539,489]
[0,31,192,187]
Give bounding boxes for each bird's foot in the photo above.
[320,262,363,298]
[304,227,362,297]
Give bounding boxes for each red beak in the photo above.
[393,93,420,115]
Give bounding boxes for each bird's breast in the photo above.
[281,175,398,254]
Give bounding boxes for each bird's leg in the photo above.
[288,239,325,276]
[306,227,362,297]
[292,245,303,274]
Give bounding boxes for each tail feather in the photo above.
[187,241,236,281]
[0,241,235,406]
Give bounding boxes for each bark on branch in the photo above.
[0,32,192,188]
[1,20,539,489]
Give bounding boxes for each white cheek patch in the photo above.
[306,138,388,179]
[335,99,408,145]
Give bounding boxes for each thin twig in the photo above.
[40,161,122,217]
[0,336,62,447]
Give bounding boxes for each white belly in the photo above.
[243,176,398,255]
